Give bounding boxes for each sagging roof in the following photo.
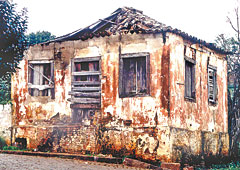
[49,7,227,54]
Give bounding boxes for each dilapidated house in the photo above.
[11,7,229,162]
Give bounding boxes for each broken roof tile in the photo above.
[47,7,227,54]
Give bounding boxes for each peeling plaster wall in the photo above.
[101,33,169,127]
[168,33,229,158]
[11,45,72,126]
[168,33,228,133]
[11,32,228,162]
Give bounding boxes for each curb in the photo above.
[0,150,123,164]
[122,158,181,170]
[123,157,159,169]
[0,150,181,170]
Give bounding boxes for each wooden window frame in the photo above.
[119,52,150,98]
[28,60,55,98]
[208,65,217,104]
[71,57,101,103]
[184,56,196,101]
[71,56,101,82]
[70,56,101,123]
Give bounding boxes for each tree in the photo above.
[0,1,28,78]
[215,3,240,157]
[0,1,28,104]
[26,31,56,46]
[0,74,11,105]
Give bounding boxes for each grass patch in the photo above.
[195,161,240,170]
[211,162,240,170]
[3,145,28,151]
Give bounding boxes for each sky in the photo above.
[13,0,238,43]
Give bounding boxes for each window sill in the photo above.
[209,101,218,106]
[184,96,196,103]
[119,93,150,98]
[28,95,54,104]
[28,84,54,90]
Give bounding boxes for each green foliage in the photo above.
[2,145,28,151]
[210,161,240,170]
[0,74,11,104]
[0,1,28,78]
[195,161,240,169]
[215,34,239,73]
[26,31,56,46]
[0,137,6,149]
[3,146,18,151]
[215,33,240,156]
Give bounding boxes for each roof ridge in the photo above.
[121,6,143,14]
[44,7,227,54]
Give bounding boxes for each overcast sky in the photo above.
[13,0,238,42]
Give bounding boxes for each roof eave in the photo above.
[164,29,229,55]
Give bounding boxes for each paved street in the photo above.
[0,153,143,170]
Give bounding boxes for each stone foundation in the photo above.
[14,124,229,164]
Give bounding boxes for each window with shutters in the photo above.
[184,57,195,100]
[28,60,54,97]
[208,66,217,103]
[119,53,150,98]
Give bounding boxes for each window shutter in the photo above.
[119,58,124,97]
[146,54,150,95]
[208,68,214,102]
[125,58,136,95]
[28,64,33,84]
[119,53,150,98]
[51,62,55,99]
[191,64,195,98]
[215,71,218,101]
[185,59,195,99]
[137,57,146,93]
[213,70,217,102]
[28,64,34,96]
[32,65,42,96]
[185,62,191,97]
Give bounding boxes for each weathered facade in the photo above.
[11,7,228,162]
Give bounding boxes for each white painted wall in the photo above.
[0,104,12,144]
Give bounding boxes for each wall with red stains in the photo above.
[168,33,228,133]
[11,32,228,162]
[11,55,72,127]
[168,33,228,157]
[101,33,169,127]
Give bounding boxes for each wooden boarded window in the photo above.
[119,53,150,98]
[74,61,99,82]
[70,57,101,107]
[28,60,54,98]
[208,66,217,103]
[184,57,195,99]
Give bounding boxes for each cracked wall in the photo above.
[11,32,228,162]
